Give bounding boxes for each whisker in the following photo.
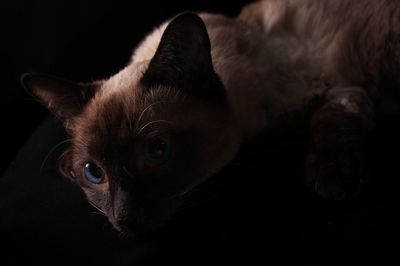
[40,138,73,173]
[91,211,106,217]
[88,201,106,215]
[138,120,173,135]
[135,101,167,132]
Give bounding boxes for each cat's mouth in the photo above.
[111,183,210,236]
[108,201,178,237]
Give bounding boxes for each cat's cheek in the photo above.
[78,177,110,191]
[89,182,109,191]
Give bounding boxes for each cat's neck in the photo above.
[207,11,342,139]
[205,14,315,139]
[203,14,278,139]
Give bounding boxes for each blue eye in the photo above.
[145,136,171,165]
[83,162,104,184]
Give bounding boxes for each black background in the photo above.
[1,1,400,265]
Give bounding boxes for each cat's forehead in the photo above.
[100,63,146,95]
[95,62,186,110]
[72,91,153,161]
[77,79,187,139]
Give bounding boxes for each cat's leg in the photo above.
[306,86,374,199]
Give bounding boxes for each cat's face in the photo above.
[22,13,241,235]
[63,82,239,234]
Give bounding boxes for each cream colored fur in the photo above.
[101,0,392,138]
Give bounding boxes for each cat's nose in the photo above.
[117,216,135,228]
[116,209,135,225]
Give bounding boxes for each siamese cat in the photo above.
[22,0,400,235]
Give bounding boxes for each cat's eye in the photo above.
[83,162,105,184]
[144,136,171,165]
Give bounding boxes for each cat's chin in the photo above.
[113,224,147,238]
[111,219,164,238]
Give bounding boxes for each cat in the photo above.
[21,0,400,235]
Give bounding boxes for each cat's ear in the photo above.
[21,72,98,124]
[142,12,226,104]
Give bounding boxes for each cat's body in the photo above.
[22,0,400,235]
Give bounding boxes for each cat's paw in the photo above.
[305,150,368,200]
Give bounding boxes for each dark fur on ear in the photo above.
[141,12,226,104]
[21,72,99,128]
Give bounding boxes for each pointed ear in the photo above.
[21,72,98,123]
[141,12,226,104]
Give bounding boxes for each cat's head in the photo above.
[22,13,241,235]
